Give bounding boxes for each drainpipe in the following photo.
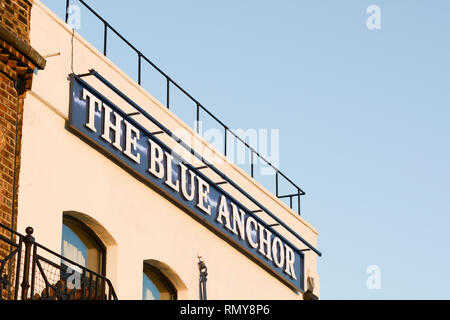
[10,76,25,234]
[6,76,26,300]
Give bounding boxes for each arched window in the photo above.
[61,216,106,275]
[142,263,177,300]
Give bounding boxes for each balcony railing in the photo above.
[0,222,117,300]
[63,0,305,215]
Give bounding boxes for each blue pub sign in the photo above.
[68,74,305,292]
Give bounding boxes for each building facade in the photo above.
[1,0,320,300]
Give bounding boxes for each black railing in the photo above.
[0,222,117,300]
[64,0,305,214]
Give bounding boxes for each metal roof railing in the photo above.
[64,0,306,215]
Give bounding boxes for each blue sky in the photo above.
[41,0,450,299]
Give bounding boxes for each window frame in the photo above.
[62,215,107,276]
[143,263,177,300]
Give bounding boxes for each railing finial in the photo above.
[25,226,33,236]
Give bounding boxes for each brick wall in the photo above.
[0,0,44,300]
[0,0,32,237]
[0,68,21,235]
[0,0,31,42]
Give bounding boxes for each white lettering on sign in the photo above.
[101,103,123,151]
[124,120,140,163]
[196,175,211,215]
[164,151,180,192]
[80,86,299,282]
[83,88,141,163]
[180,162,196,201]
[83,88,101,133]
[148,139,164,179]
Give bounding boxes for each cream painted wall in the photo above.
[16,0,320,299]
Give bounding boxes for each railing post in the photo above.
[224,127,227,156]
[166,78,170,109]
[12,237,23,300]
[138,53,142,85]
[275,171,279,197]
[103,23,108,56]
[29,243,37,299]
[297,188,301,215]
[196,104,200,134]
[20,227,34,300]
[251,151,254,177]
[65,0,70,23]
